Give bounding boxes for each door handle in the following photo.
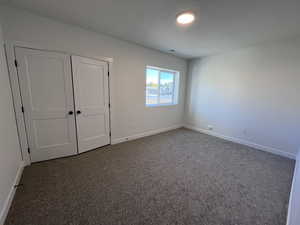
[76,110,82,114]
[68,111,74,115]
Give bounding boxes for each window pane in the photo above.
[159,71,174,104]
[146,68,159,105]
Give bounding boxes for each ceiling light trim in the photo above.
[176,11,195,25]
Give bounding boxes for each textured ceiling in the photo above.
[6,0,300,58]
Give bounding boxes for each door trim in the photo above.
[5,40,113,165]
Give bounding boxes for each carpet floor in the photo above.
[5,128,295,225]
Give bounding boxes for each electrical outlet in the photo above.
[207,125,213,130]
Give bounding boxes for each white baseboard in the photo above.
[0,161,25,225]
[184,125,296,160]
[111,125,183,144]
[286,151,300,225]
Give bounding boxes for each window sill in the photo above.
[146,103,178,108]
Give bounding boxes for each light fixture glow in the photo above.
[176,12,195,25]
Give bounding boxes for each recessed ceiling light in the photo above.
[176,11,195,25]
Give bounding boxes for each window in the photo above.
[145,66,180,107]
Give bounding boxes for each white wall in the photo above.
[0,21,22,223]
[0,5,187,142]
[185,37,300,158]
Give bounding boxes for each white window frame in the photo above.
[145,66,180,107]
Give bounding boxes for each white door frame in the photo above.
[5,40,114,166]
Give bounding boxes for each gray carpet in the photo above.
[5,128,295,225]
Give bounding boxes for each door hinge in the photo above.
[21,106,24,113]
[14,59,18,68]
[108,71,110,77]
[109,131,111,137]
[109,103,111,108]
[14,183,24,189]
[27,148,31,154]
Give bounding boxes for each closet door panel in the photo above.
[71,56,110,153]
[16,47,77,162]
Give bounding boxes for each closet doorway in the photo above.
[15,47,111,162]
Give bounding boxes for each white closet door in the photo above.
[15,47,77,162]
[71,56,110,153]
